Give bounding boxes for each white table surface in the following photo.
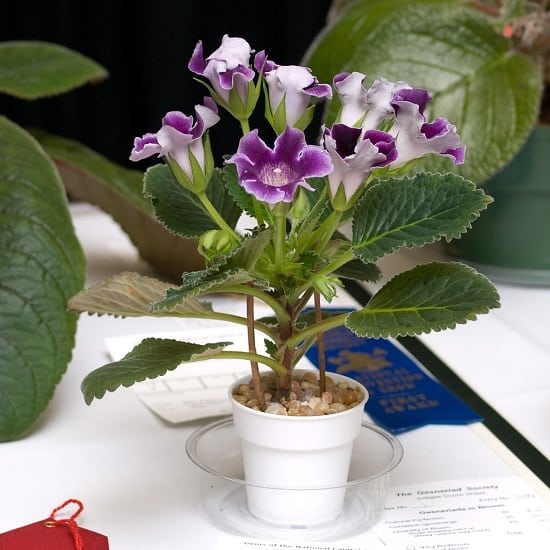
[1,203,549,548]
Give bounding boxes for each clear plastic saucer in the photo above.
[185,417,403,541]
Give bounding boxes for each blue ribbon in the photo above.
[305,314,482,434]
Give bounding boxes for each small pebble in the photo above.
[233,372,364,416]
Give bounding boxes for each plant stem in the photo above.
[314,290,326,394]
[215,350,286,376]
[198,192,240,241]
[273,204,288,272]
[286,310,349,348]
[289,247,354,303]
[239,118,251,135]
[218,285,290,326]
[175,310,276,340]
[308,209,343,253]
[246,294,266,410]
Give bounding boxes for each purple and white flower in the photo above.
[361,77,414,131]
[333,72,369,127]
[323,123,397,206]
[390,95,465,166]
[333,74,465,168]
[188,35,256,117]
[226,125,333,204]
[254,51,332,133]
[130,98,219,189]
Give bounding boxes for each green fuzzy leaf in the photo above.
[0,41,107,99]
[150,268,255,311]
[150,228,273,312]
[34,131,205,280]
[144,164,241,238]
[68,271,211,317]
[228,227,273,271]
[335,259,381,282]
[0,116,86,441]
[345,262,500,338]
[304,0,543,184]
[81,338,231,404]
[223,162,255,216]
[352,173,491,263]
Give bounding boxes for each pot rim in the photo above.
[228,368,369,422]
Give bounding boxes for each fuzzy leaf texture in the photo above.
[304,0,543,184]
[68,271,211,317]
[352,172,491,263]
[149,269,255,311]
[34,131,205,280]
[345,262,500,338]
[149,229,273,311]
[334,259,380,282]
[144,164,241,238]
[223,162,256,217]
[0,41,107,99]
[0,116,86,441]
[81,338,231,404]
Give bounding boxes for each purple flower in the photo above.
[362,77,413,131]
[333,72,369,127]
[254,51,332,133]
[226,126,333,204]
[188,35,256,117]
[390,98,465,166]
[333,75,465,168]
[130,98,219,189]
[323,123,397,205]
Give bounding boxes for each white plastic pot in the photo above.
[229,370,369,527]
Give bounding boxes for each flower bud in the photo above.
[311,274,342,303]
[198,229,234,260]
[288,188,311,221]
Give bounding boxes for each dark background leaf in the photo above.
[304,0,543,184]
[35,131,206,281]
[0,116,86,441]
[0,41,107,99]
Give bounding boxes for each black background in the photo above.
[0,0,334,167]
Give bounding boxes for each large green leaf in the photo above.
[304,0,543,184]
[34,131,205,280]
[144,164,241,238]
[0,41,107,99]
[346,262,500,338]
[81,338,231,404]
[68,271,211,317]
[0,116,86,441]
[352,172,491,263]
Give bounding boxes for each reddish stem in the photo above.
[314,290,326,394]
[246,294,266,410]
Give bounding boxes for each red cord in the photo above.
[46,499,84,550]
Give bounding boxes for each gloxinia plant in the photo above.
[69,34,500,408]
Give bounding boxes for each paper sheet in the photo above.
[216,476,550,549]
[105,325,270,422]
[105,297,285,423]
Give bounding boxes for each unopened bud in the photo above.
[198,229,233,260]
[311,274,342,302]
[288,188,311,221]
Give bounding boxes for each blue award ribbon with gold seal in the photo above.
[305,312,482,434]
